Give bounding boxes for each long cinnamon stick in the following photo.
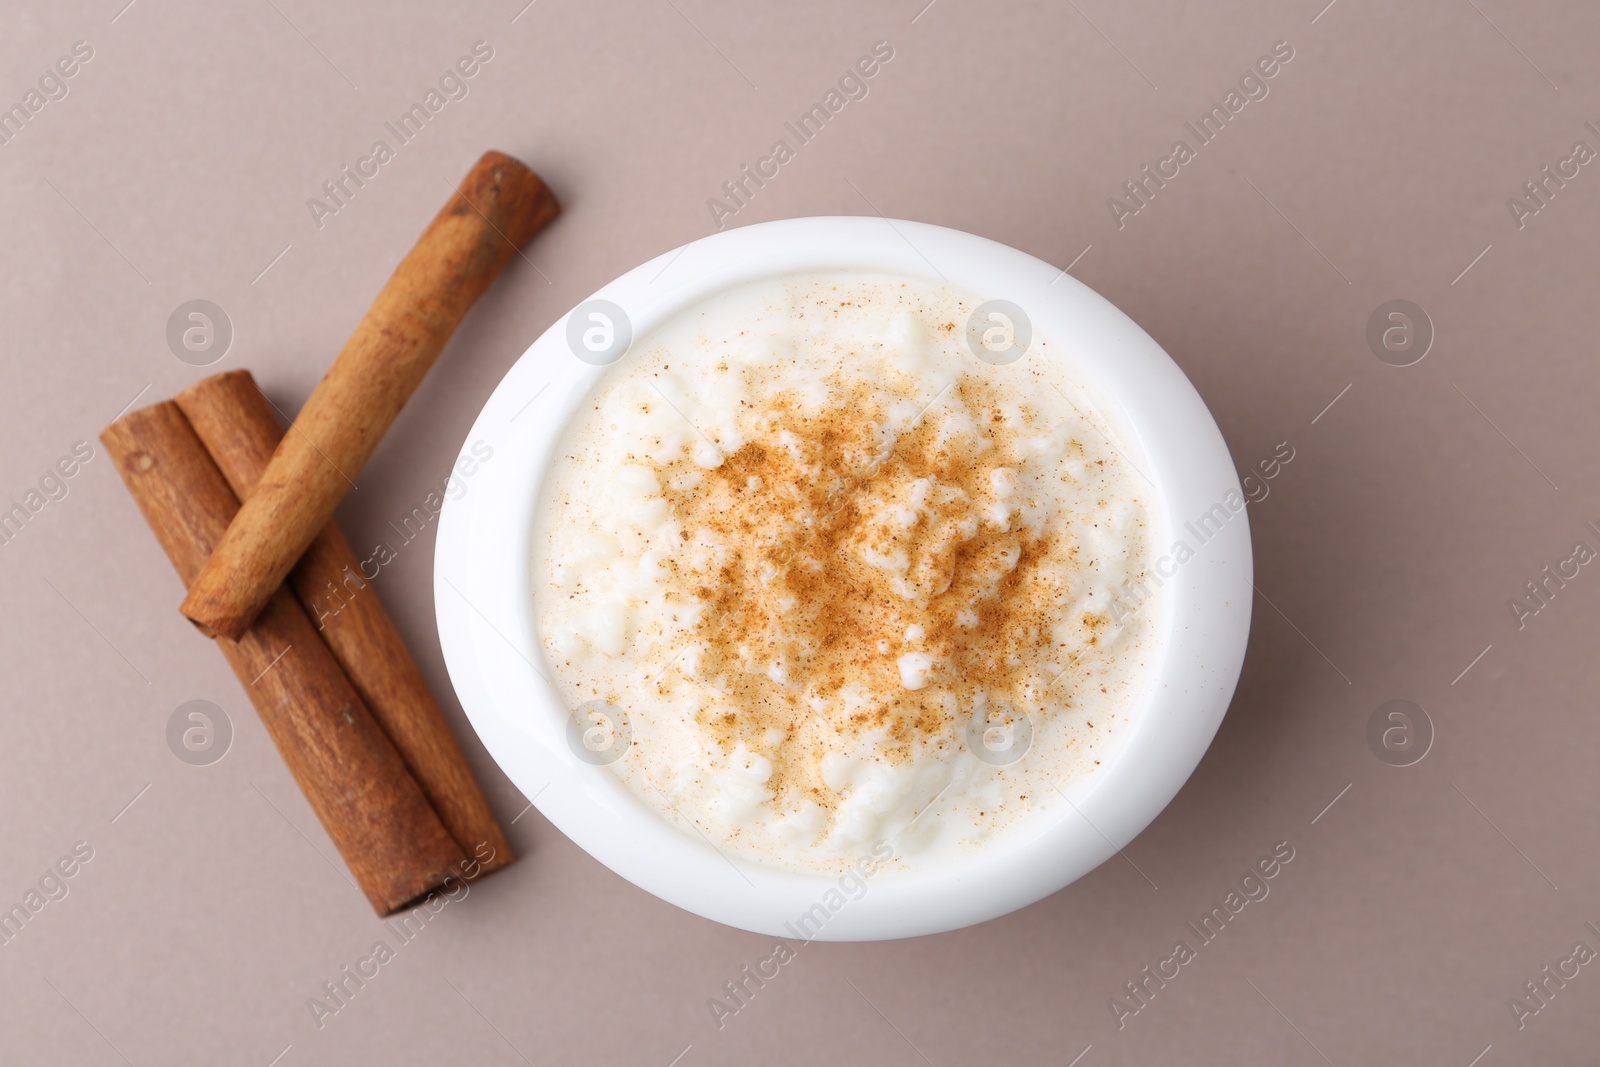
[181,150,559,639]
[103,402,469,915]
[176,370,512,876]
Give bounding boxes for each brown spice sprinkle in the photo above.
[650,369,1103,809]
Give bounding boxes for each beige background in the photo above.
[2,0,1598,1062]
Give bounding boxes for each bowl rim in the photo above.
[434,215,1252,941]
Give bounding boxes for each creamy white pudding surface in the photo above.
[532,272,1158,874]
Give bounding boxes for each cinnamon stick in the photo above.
[102,402,469,915]
[176,370,512,876]
[181,150,559,638]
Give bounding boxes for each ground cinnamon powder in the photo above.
[646,369,1099,809]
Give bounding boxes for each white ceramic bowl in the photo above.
[435,217,1251,940]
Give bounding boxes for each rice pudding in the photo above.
[532,272,1158,874]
